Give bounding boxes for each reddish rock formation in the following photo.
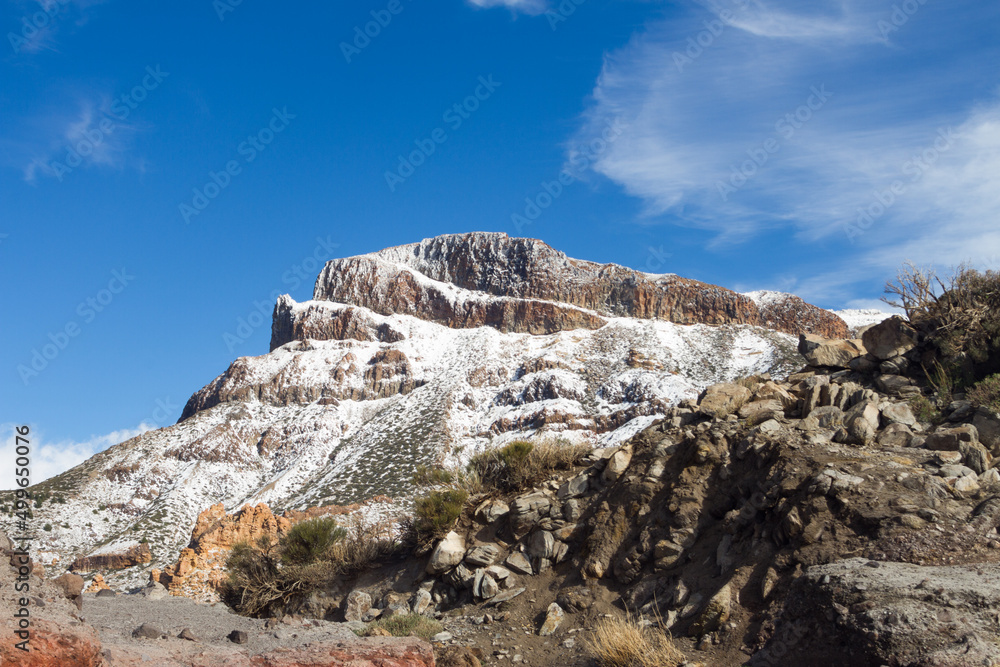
[312,233,848,339]
[155,498,394,600]
[69,543,151,572]
[270,296,406,351]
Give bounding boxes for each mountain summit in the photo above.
[10,233,848,584]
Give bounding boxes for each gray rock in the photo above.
[132,623,165,640]
[947,400,976,422]
[798,334,866,368]
[177,628,198,641]
[925,424,979,451]
[432,631,453,643]
[557,473,590,499]
[505,552,533,575]
[473,569,499,600]
[862,316,918,360]
[228,630,248,644]
[755,558,1000,666]
[426,531,466,574]
[140,582,168,601]
[539,602,565,636]
[973,408,1000,453]
[562,499,583,522]
[878,423,914,448]
[881,402,917,427]
[698,383,752,418]
[475,499,510,524]
[960,440,992,474]
[465,544,501,568]
[602,445,632,483]
[800,406,845,431]
[527,530,556,560]
[487,586,526,606]
[344,590,372,622]
[412,588,432,615]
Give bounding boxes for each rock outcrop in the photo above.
[69,543,151,572]
[311,233,848,339]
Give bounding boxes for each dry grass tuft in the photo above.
[587,613,685,667]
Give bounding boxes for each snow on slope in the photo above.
[2,299,799,587]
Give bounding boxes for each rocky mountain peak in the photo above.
[304,232,848,343]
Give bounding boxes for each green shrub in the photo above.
[968,374,1000,413]
[468,438,589,493]
[362,613,443,641]
[909,394,943,424]
[222,520,401,618]
[412,465,455,487]
[413,489,467,543]
[281,517,346,566]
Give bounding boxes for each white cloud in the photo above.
[466,0,549,15]
[22,97,144,183]
[570,0,1000,303]
[0,422,153,490]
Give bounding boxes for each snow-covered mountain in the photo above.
[4,232,852,584]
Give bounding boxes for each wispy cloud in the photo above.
[466,0,549,16]
[0,421,153,489]
[21,96,144,183]
[9,0,108,54]
[570,0,1000,304]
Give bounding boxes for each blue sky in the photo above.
[2,0,999,483]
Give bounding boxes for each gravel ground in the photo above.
[81,591,360,654]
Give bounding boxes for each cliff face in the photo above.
[311,233,848,339]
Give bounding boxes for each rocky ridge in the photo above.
[247,314,1000,666]
[4,234,843,589]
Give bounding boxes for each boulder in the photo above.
[228,630,248,644]
[140,582,168,600]
[755,381,798,409]
[472,570,498,600]
[861,315,918,360]
[426,531,466,575]
[465,544,501,568]
[925,424,980,451]
[474,499,509,524]
[527,531,556,560]
[557,473,590,499]
[960,441,991,474]
[602,445,633,483]
[52,573,84,610]
[797,334,865,368]
[132,623,166,640]
[344,590,373,622]
[799,406,845,431]
[505,552,533,575]
[412,589,432,615]
[690,584,731,636]
[878,423,914,448]
[754,558,1000,666]
[881,402,917,427]
[698,383,752,418]
[539,602,565,636]
[973,408,1000,453]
